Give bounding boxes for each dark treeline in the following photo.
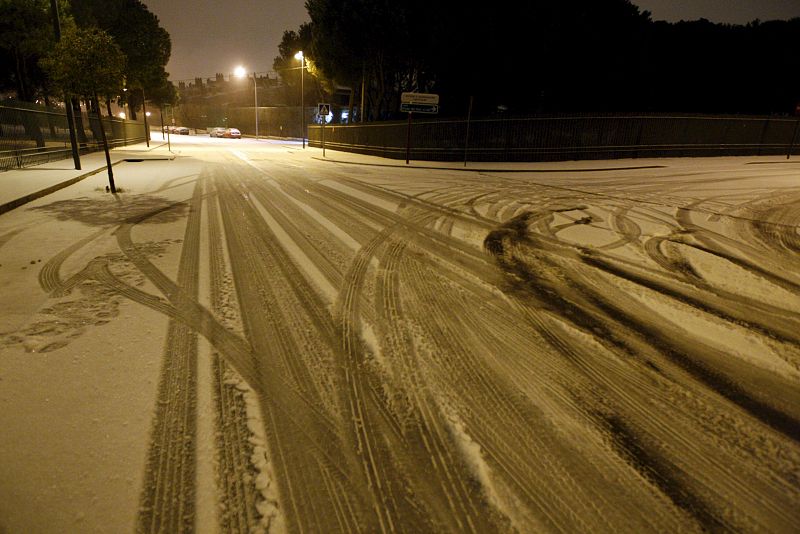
[280,0,799,119]
[0,0,175,115]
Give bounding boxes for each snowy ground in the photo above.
[1,134,798,533]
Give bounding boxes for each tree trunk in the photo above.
[72,97,88,146]
[129,91,138,120]
[94,92,116,194]
[87,98,102,145]
[13,48,30,102]
[43,95,57,137]
[348,87,355,124]
[20,111,46,148]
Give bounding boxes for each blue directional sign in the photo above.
[400,92,439,114]
[400,102,439,114]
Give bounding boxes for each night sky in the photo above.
[142,0,800,82]
[142,0,310,82]
[635,0,800,24]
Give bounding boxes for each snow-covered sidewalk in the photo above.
[0,141,175,215]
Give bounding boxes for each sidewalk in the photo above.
[0,138,666,216]
[0,141,173,215]
[311,152,671,173]
[4,137,793,217]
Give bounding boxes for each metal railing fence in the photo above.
[0,102,147,171]
[307,113,800,162]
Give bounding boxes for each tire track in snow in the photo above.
[485,213,800,531]
[204,179,266,531]
[137,177,203,533]
[213,165,370,533]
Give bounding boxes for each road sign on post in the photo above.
[318,103,331,157]
[400,103,439,113]
[400,92,439,114]
[400,93,439,164]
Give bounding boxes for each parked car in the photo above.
[209,127,226,137]
[222,128,241,139]
[176,126,190,135]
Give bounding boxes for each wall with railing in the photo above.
[0,102,147,171]
[220,105,316,139]
[307,114,800,162]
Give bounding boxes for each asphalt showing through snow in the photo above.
[1,136,798,532]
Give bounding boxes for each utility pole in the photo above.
[789,105,800,159]
[253,72,259,139]
[464,95,473,167]
[49,0,81,170]
[294,51,305,148]
[300,55,305,148]
[141,87,149,147]
[360,62,366,123]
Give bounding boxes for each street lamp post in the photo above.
[234,66,258,139]
[294,51,305,148]
[252,72,258,139]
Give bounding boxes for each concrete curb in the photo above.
[0,141,175,216]
[311,156,666,173]
[0,162,119,216]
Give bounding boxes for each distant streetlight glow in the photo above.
[294,51,305,148]
[234,65,258,139]
[145,111,151,117]
[118,112,126,119]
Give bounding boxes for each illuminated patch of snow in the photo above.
[595,267,800,380]
[241,378,285,534]
[678,243,800,314]
[556,222,617,248]
[437,400,545,533]
[320,179,398,213]
[250,196,337,307]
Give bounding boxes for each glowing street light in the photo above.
[235,65,258,139]
[294,51,305,148]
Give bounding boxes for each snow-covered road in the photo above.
[1,136,798,532]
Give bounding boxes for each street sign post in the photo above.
[400,92,439,114]
[400,93,439,164]
[790,102,800,160]
[163,104,172,151]
[400,102,439,113]
[318,103,331,157]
